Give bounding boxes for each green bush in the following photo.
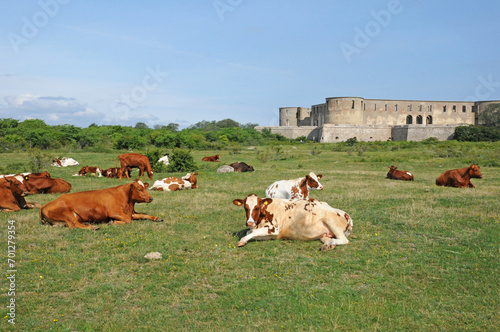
[166,148,197,172]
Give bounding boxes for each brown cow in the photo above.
[436,164,483,188]
[228,162,255,172]
[386,166,414,181]
[0,177,41,212]
[77,166,103,177]
[116,153,154,181]
[39,180,162,230]
[102,167,132,179]
[202,154,220,162]
[24,176,71,194]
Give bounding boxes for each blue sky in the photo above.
[1,0,499,128]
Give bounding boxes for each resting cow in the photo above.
[116,153,154,181]
[265,172,323,200]
[386,166,414,181]
[102,167,132,179]
[24,176,71,194]
[202,154,220,162]
[76,166,103,177]
[158,153,170,165]
[39,180,162,230]
[150,172,198,191]
[51,157,79,167]
[228,162,255,172]
[233,194,353,251]
[436,164,483,188]
[0,177,41,212]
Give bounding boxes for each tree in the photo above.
[135,122,149,129]
[478,103,500,127]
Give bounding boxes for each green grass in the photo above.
[1,142,499,331]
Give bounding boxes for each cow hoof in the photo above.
[237,240,247,247]
[320,244,336,252]
[155,218,164,222]
[92,226,100,231]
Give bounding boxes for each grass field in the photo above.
[1,142,499,331]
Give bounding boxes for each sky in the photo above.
[1,0,500,129]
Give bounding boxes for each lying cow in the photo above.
[116,153,154,181]
[150,172,198,191]
[202,154,220,162]
[228,162,255,172]
[386,166,414,181]
[436,164,483,188]
[39,180,162,230]
[76,166,103,177]
[0,177,41,212]
[265,172,323,200]
[233,194,353,251]
[51,157,79,167]
[24,176,71,194]
[158,153,170,165]
[102,167,132,179]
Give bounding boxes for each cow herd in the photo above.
[1,152,484,251]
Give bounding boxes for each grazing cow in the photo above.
[51,157,79,167]
[233,194,353,251]
[23,176,71,194]
[0,177,41,212]
[102,167,132,179]
[39,180,162,230]
[116,153,154,181]
[265,172,323,200]
[202,154,220,162]
[386,166,414,181]
[228,162,255,172]
[158,153,170,165]
[76,166,103,177]
[436,164,483,188]
[150,172,198,191]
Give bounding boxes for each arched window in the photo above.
[406,115,413,124]
[426,115,433,125]
[416,115,423,124]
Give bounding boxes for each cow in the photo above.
[0,177,41,212]
[436,164,483,188]
[233,194,353,251]
[150,172,198,191]
[202,154,220,162]
[158,153,170,165]
[228,162,255,172]
[23,176,71,194]
[116,153,154,181]
[39,180,162,230]
[265,172,323,200]
[20,171,51,178]
[386,166,414,181]
[51,157,79,167]
[102,167,132,179]
[76,166,103,177]
[217,165,235,173]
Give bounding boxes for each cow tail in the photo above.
[344,213,353,238]
[115,156,120,168]
[39,205,51,226]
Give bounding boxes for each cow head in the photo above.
[469,164,483,179]
[389,166,397,172]
[306,172,323,191]
[215,154,220,160]
[147,169,154,180]
[182,172,198,188]
[78,166,88,176]
[129,180,153,203]
[233,194,273,228]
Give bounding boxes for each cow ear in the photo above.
[317,174,322,179]
[262,198,272,206]
[24,176,29,180]
[144,182,150,188]
[233,199,244,206]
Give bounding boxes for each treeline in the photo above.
[0,118,294,152]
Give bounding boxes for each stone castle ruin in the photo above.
[256,97,500,142]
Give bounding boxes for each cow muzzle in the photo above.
[246,220,255,227]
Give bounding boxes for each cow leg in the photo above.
[1,206,21,212]
[238,228,277,247]
[25,202,42,209]
[132,211,163,222]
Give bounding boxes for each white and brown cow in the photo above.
[51,157,79,167]
[150,172,198,191]
[233,194,353,251]
[265,172,323,200]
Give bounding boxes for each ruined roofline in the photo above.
[323,96,500,104]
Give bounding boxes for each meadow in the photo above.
[1,141,499,331]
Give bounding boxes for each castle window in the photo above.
[364,103,366,111]
[416,115,423,124]
[407,105,412,112]
[352,100,355,109]
[385,104,388,111]
[286,119,289,127]
[462,105,467,112]
[406,115,413,124]
[426,115,433,125]
[453,105,456,112]
[395,104,398,111]
[429,105,433,112]
[419,105,423,112]
[374,104,377,111]
[443,105,447,112]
